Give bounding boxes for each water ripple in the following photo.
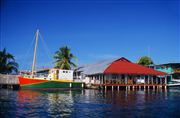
[0,88,180,118]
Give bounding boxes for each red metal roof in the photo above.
[104,57,166,75]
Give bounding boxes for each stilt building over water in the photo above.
[74,57,167,90]
[152,63,180,84]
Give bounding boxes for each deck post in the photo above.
[69,83,72,88]
[152,76,154,84]
[165,76,167,84]
[157,85,159,90]
[143,75,145,90]
[160,77,162,85]
[164,75,167,90]
[112,86,114,91]
[128,86,130,90]
[147,75,150,89]
[105,86,107,91]
[82,83,84,88]
[100,75,102,85]
[160,77,163,89]
[125,75,128,84]
[117,86,119,91]
[91,76,93,84]
[156,76,158,84]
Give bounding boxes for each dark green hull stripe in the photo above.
[21,81,83,89]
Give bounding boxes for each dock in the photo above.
[0,74,20,89]
[93,83,167,91]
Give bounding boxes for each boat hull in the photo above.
[18,76,83,89]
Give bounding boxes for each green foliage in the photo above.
[0,48,18,74]
[54,46,77,70]
[137,56,154,66]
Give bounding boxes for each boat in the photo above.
[18,29,84,89]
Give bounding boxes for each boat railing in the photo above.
[20,73,48,79]
[35,73,48,78]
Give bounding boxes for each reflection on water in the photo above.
[0,88,180,118]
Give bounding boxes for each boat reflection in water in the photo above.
[45,90,74,117]
[0,88,179,118]
[16,90,83,117]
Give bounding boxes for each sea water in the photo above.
[0,88,180,118]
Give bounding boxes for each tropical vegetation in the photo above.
[54,46,77,70]
[137,56,154,66]
[0,48,18,74]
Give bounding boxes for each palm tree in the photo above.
[54,46,77,70]
[137,56,154,66]
[0,48,18,74]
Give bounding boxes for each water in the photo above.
[0,88,180,118]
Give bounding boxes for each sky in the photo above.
[1,0,180,70]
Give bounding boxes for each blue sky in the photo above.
[1,0,180,70]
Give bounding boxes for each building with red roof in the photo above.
[74,57,167,89]
[104,57,166,75]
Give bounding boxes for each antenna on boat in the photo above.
[31,29,39,77]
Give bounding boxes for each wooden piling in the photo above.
[105,86,107,91]
[132,86,134,90]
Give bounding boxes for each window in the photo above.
[121,74,125,79]
[112,74,118,79]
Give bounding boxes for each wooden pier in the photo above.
[0,74,20,89]
[93,83,167,91]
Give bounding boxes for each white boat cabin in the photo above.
[35,68,73,81]
[48,69,73,81]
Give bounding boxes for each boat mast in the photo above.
[31,29,39,77]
